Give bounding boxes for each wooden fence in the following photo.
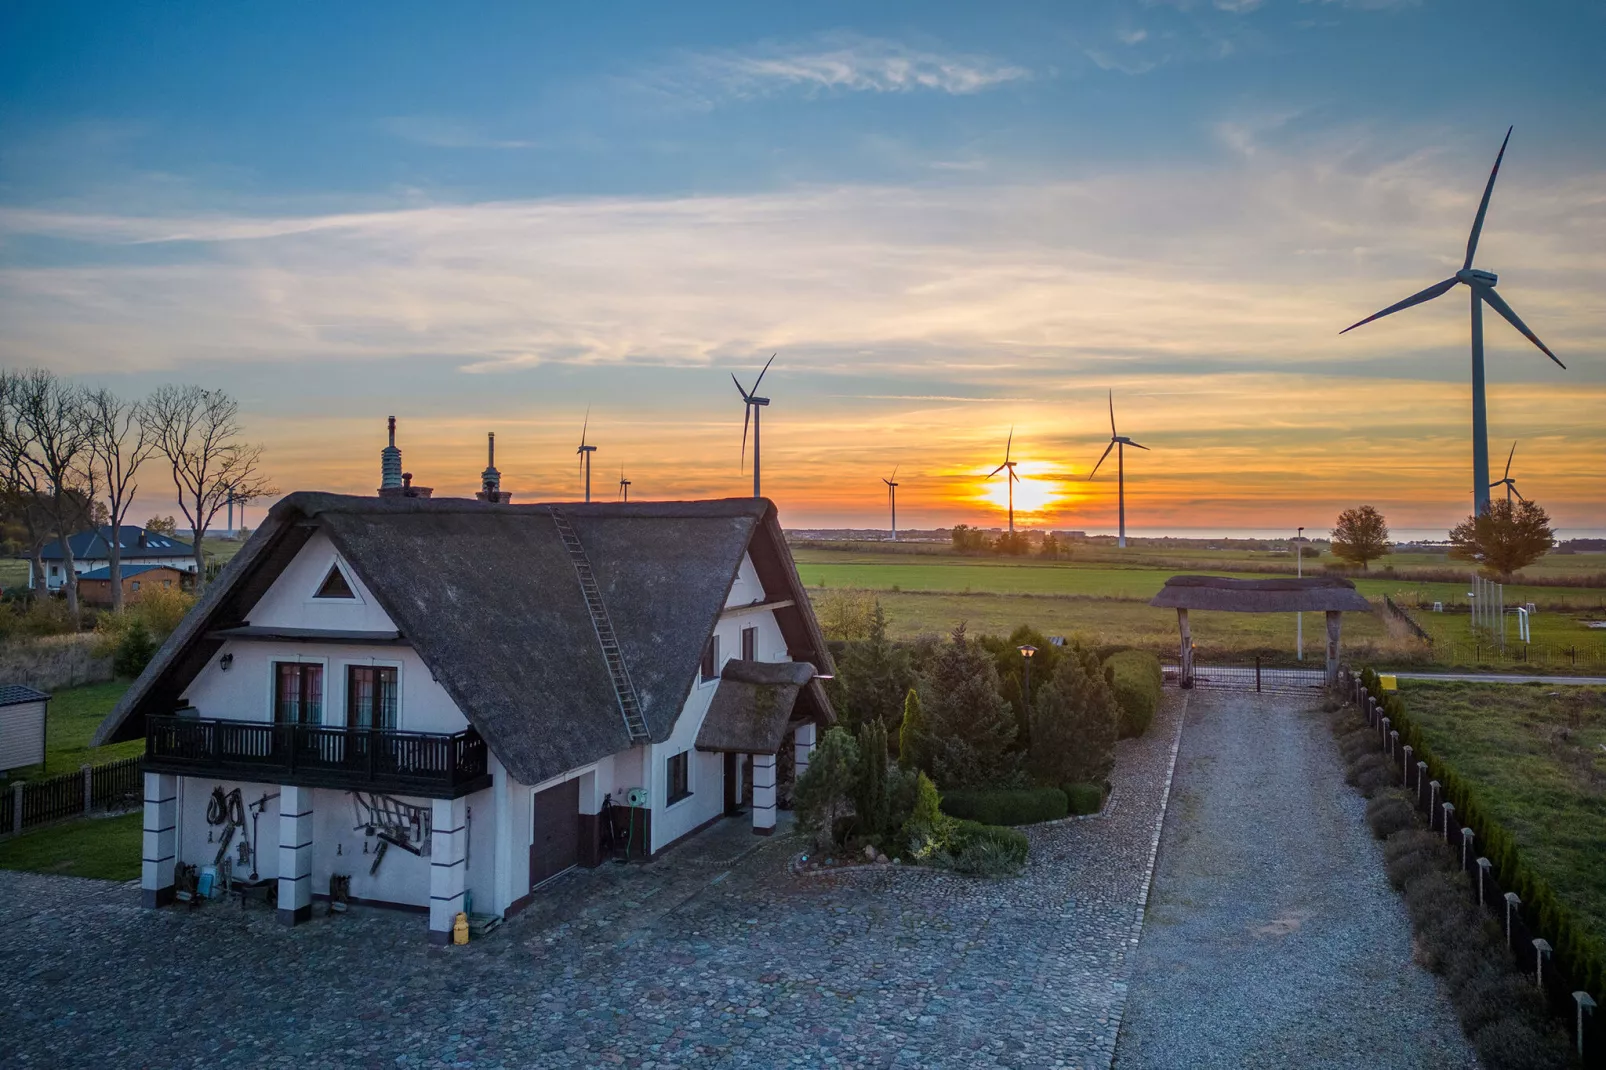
[1348,673,1602,1065]
[3,755,141,837]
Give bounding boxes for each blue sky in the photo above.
[2,1,1603,532]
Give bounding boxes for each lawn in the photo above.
[9,679,137,779]
[0,812,141,881]
[1396,680,1606,951]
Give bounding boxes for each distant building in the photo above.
[0,685,50,773]
[30,526,197,591]
[77,564,193,606]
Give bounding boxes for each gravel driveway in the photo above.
[0,694,1185,1069]
[1113,690,1477,1069]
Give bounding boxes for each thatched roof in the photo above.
[93,493,835,787]
[694,659,830,754]
[1149,574,1374,613]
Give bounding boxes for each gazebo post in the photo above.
[1325,610,1342,689]
[1177,608,1193,688]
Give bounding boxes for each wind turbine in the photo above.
[988,427,1021,533]
[1089,391,1149,549]
[1490,441,1525,505]
[882,466,899,541]
[733,354,775,499]
[1340,127,1565,515]
[618,466,632,502]
[576,409,597,503]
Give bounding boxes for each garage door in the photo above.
[529,779,580,890]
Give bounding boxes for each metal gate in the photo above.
[1162,656,1326,694]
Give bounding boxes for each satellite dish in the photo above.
[626,787,648,808]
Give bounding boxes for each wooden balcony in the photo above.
[144,715,491,799]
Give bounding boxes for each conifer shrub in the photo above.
[939,786,1067,826]
[1103,649,1162,738]
[944,819,1029,876]
[793,727,860,852]
[901,771,955,861]
[918,625,1020,789]
[1027,643,1119,791]
[112,619,157,679]
[853,720,890,842]
[898,688,928,774]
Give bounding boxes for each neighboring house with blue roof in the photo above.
[30,526,197,592]
[77,563,193,606]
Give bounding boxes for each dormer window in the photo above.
[314,563,356,600]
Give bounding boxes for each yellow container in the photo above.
[1379,674,1398,691]
[453,912,469,945]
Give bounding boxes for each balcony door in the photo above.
[274,662,324,725]
[347,665,398,730]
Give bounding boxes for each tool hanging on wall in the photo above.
[206,787,246,868]
[246,792,278,881]
[351,792,432,854]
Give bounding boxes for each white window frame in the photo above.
[664,749,693,808]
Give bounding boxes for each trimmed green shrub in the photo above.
[901,771,955,861]
[939,786,1067,826]
[1103,649,1162,738]
[853,720,890,841]
[898,688,928,773]
[944,819,1029,875]
[1065,782,1104,816]
[1027,643,1118,790]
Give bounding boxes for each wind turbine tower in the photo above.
[882,467,899,541]
[619,467,632,502]
[1089,391,1149,549]
[733,354,776,499]
[1341,127,1565,515]
[988,428,1021,533]
[576,410,597,503]
[1490,442,1525,505]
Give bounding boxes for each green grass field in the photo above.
[31,680,138,776]
[1396,680,1606,951]
[0,812,141,881]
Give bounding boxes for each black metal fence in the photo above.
[1161,656,1327,694]
[1348,673,1602,1065]
[3,755,141,837]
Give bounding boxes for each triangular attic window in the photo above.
[313,564,356,600]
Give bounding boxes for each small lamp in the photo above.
[1018,644,1038,707]
[219,653,234,671]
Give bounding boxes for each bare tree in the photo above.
[2,370,96,622]
[146,384,273,593]
[0,371,51,600]
[85,388,158,612]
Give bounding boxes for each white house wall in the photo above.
[246,530,398,634]
[176,776,282,885]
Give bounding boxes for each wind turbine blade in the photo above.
[1503,441,1516,481]
[1474,283,1566,368]
[1005,425,1014,464]
[1010,468,1020,484]
[988,463,1007,478]
[580,406,590,448]
[882,478,892,487]
[1464,126,1512,271]
[1088,441,1114,479]
[740,405,751,473]
[1108,390,1116,438]
[1340,277,1459,334]
[1126,440,1151,451]
[1513,486,1526,502]
[890,464,898,482]
[732,373,750,401]
[751,353,776,394]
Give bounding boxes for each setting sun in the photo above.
[979,468,1062,520]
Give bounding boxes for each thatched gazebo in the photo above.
[1149,575,1373,688]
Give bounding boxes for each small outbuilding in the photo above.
[0,684,51,774]
[1149,575,1374,688]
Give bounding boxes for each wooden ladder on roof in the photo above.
[549,508,652,744]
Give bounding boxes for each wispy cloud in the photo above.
[650,34,1030,102]
[379,116,536,150]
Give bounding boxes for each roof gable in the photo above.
[92,492,834,787]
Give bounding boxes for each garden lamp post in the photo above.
[1018,644,1038,708]
[1296,526,1304,662]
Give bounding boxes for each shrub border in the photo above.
[1346,668,1602,1063]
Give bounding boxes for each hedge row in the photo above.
[946,819,1030,875]
[1104,649,1163,739]
[1359,668,1605,1002]
[941,786,1067,826]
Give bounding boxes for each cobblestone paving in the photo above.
[0,698,1183,1070]
[1114,690,1478,1070]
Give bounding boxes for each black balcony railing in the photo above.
[144,715,491,798]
